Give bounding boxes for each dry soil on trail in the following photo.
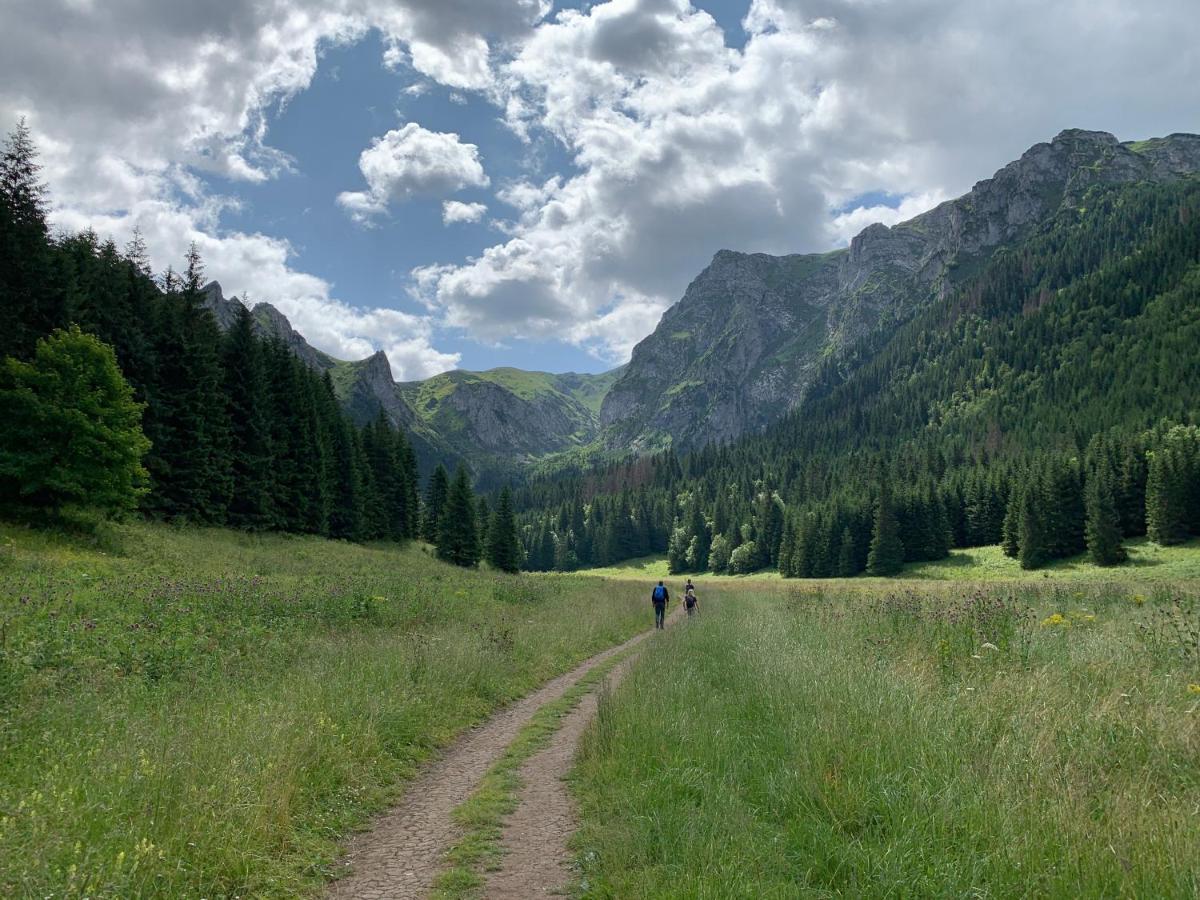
[481,652,640,898]
[327,612,672,899]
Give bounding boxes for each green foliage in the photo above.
[867,487,905,576]
[0,326,149,514]
[437,466,481,568]
[1085,463,1127,565]
[485,486,523,573]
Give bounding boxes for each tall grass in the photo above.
[0,520,647,897]
[573,583,1200,897]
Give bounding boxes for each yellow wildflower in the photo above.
[1188,683,1200,695]
[1040,612,1068,628]
[1133,594,1146,605]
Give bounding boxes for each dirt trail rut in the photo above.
[481,652,640,898]
[327,619,665,900]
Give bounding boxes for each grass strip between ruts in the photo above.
[430,646,638,898]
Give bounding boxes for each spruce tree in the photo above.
[836,526,858,577]
[1001,484,1021,558]
[437,466,480,567]
[486,486,523,573]
[0,119,59,359]
[1085,466,1127,566]
[222,305,272,529]
[867,485,905,576]
[423,463,450,543]
[1017,481,1049,570]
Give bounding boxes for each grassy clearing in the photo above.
[432,647,636,898]
[0,519,647,898]
[572,582,1200,897]
[577,538,1200,586]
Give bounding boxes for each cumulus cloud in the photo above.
[337,124,489,223]
[442,200,488,225]
[0,0,545,376]
[5,0,1200,371]
[411,0,1200,362]
[49,194,457,380]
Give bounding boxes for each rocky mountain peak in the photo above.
[600,128,1200,452]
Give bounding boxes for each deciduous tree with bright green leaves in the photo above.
[0,326,150,514]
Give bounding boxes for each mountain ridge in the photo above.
[599,128,1200,452]
[206,127,1200,478]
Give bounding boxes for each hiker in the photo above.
[684,585,699,617]
[685,578,694,595]
[651,580,669,629]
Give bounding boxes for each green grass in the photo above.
[577,539,1200,586]
[571,582,1200,897]
[432,647,636,898]
[0,519,648,898]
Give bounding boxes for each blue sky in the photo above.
[209,2,761,375]
[6,0,1198,381]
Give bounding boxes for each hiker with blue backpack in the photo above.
[651,580,669,629]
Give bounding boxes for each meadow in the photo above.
[0,520,647,897]
[578,537,1200,584]
[572,580,1200,897]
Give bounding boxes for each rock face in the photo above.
[600,129,1200,451]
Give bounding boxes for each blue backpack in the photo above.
[653,585,666,603]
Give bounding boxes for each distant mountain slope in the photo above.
[600,129,1200,452]
[201,283,620,480]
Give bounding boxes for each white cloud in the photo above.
[4,0,1200,372]
[0,0,547,377]
[49,194,457,380]
[442,200,488,224]
[409,0,1200,362]
[337,124,489,223]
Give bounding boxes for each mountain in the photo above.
[600,129,1200,452]
[201,283,620,480]
[512,169,1200,576]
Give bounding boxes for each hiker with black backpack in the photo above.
[684,585,699,617]
[651,580,669,629]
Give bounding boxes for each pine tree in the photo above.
[1001,483,1021,558]
[486,486,523,573]
[867,485,905,576]
[836,526,858,577]
[222,305,273,529]
[1085,466,1127,566]
[0,119,60,359]
[437,466,480,567]
[1017,481,1049,570]
[423,463,450,543]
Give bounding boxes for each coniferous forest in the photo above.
[0,120,419,544]
[511,176,1200,576]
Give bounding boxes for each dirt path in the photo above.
[480,652,640,898]
[326,616,667,900]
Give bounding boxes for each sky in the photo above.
[2,0,1198,380]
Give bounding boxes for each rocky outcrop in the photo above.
[601,129,1200,451]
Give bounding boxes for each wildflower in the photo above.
[1040,613,1068,628]
[980,642,999,651]
[1188,684,1200,695]
[1133,594,1146,605]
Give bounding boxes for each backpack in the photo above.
[652,585,666,603]
[685,592,697,608]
